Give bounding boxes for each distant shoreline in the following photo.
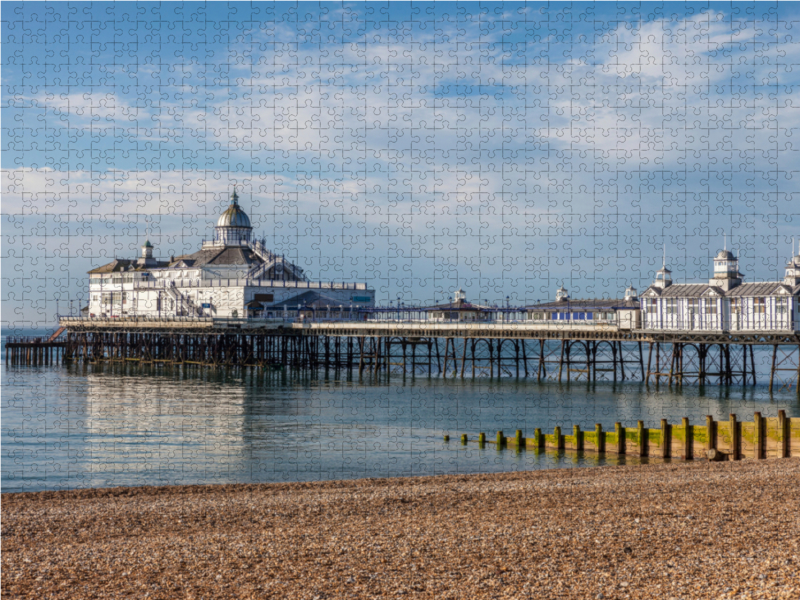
[4,460,799,599]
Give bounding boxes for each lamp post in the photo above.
[506,295,510,323]
[397,295,401,321]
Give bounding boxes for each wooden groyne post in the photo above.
[454,411,797,461]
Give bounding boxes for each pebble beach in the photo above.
[3,459,800,599]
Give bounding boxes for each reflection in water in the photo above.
[2,359,799,493]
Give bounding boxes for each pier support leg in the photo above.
[538,339,546,381]
[460,338,467,379]
[769,344,778,393]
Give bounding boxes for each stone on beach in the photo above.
[3,460,800,599]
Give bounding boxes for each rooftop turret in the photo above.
[214,187,252,246]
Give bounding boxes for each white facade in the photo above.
[641,247,800,332]
[86,190,375,318]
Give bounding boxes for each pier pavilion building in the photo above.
[424,289,492,322]
[524,285,641,330]
[640,245,800,332]
[86,190,375,319]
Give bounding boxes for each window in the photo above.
[753,298,766,314]
[687,299,699,313]
[730,298,740,312]
[645,299,658,313]
[776,298,788,314]
[665,299,676,315]
[703,299,717,315]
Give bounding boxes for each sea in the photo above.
[2,327,799,493]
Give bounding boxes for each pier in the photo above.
[4,331,67,366]
[11,316,795,393]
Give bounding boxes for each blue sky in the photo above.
[3,1,800,327]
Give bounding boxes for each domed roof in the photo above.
[216,189,251,229]
[142,240,153,248]
[715,250,735,260]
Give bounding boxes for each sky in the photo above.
[3,1,800,327]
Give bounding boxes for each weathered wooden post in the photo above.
[444,435,450,442]
[533,428,543,449]
[682,417,692,460]
[574,425,583,452]
[615,422,625,455]
[554,426,563,450]
[478,432,486,448]
[515,429,523,448]
[595,423,604,453]
[706,415,716,453]
[661,419,670,458]
[637,421,647,457]
[496,430,505,448]
[730,414,740,460]
[753,412,764,459]
[779,410,790,458]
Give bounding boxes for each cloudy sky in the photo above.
[3,1,800,327]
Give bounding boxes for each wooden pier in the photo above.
[6,318,800,392]
[4,333,67,366]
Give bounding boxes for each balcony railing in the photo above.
[642,313,796,331]
[111,279,372,290]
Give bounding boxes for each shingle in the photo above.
[171,247,260,267]
[659,284,710,298]
[87,259,134,274]
[725,282,788,297]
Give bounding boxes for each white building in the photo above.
[640,246,800,332]
[86,189,375,319]
[524,285,641,330]
[424,289,492,322]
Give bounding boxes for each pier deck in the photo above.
[5,317,799,392]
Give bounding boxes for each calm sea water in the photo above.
[2,329,799,493]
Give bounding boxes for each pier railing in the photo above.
[129,279,370,290]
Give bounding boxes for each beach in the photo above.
[3,459,799,599]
